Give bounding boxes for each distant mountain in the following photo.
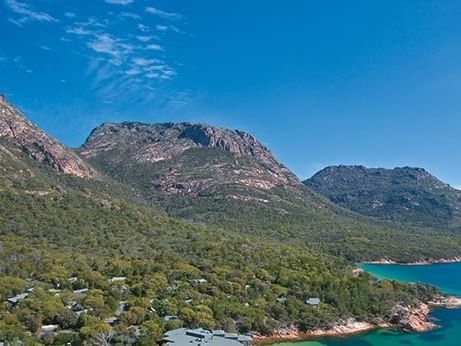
[80,122,461,262]
[0,95,98,179]
[305,165,461,228]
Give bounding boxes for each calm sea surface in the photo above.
[274,262,461,346]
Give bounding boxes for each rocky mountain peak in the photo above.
[82,121,284,168]
[81,121,301,197]
[0,95,98,179]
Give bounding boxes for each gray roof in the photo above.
[73,288,89,295]
[7,293,29,304]
[164,315,180,321]
[163,328,252,345]
[306,297,321,305]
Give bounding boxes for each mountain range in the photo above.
[1,95,460,262]
[0,94,460,345]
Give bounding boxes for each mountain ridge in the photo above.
[76,119,461,263]
[0,95,99,179]
[305,165,461,228]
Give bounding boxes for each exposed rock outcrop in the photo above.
[80,122,301,196]
[0,95,98,179]
[390,303,436,332]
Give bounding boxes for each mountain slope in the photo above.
[305,165,461,229]
[0,97,446,345]
[0,95,98,180]
[80,122,461,262]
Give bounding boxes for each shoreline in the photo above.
[362,256,461,266]
[254,321,387,345]
[255,296,461,345]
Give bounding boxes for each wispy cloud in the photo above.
[120,12,141,20]
[155,24,182,33]
[4,1,185,103]
[87,33,134,65]
[36,44,52,51]
[5,0,57,24]
[132,57,158,66]
[146,43,164,51]
[105,0,133,5]
[66,27,93,36]
[145,6,182,20]
[136,35,154,42]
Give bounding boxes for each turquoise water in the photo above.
[360,262,461,296]
[274,262,461,346]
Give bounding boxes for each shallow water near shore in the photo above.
[360,262,461,296]
[273,262,461,346]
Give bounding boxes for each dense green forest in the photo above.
[0,143,445,345]
[0,187,441,345]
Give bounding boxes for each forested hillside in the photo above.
[80,122,461,262]
[305,165,461,229]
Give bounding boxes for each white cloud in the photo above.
[145,6,182,20]
[132,57,156,66]
[155,24,182,33]
[8,18,23,27]
[37,44,52,51]
[146,44,164,51]
[137,23,149,32]
[11,0,184,101]
[5,0,57,24]
[120,12,141,20]
[155,25,168,31]
[105,0,133,5]
[136,35,154,42]
[125,68,141,75]
[66,27,93,35]
[87,33,133,65]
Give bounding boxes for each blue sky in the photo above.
[1,1,461,185]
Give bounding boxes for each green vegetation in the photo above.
[305,165,461,229]
[0,198,441,345]
[87,147,461,263]
[1,116,461,345]
[0,143,445,345]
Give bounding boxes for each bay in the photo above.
[273,262,461,346]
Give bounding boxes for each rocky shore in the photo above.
[253,320,385,345]
[254,296,461,345]
[363,256,461,265]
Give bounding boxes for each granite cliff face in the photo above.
[81,122,300,196]
[305,165,461,228]
[0,95,98,179]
